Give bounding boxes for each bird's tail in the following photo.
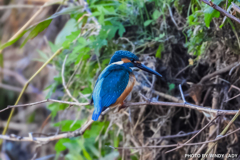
[92,100,102,121]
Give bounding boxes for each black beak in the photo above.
[134,63,162,77]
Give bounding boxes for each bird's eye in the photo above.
[131,59,135,63]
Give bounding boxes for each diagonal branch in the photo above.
[199,62,239,84]
[201,0,240,24]
[201,109,240,160]
[165,115,219,153]
[0,108,110,143]
[112,127,240,149]
[0,119,93,143]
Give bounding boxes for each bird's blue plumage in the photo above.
[92,64,132,121]
[110,50,139,64]
[91,50,162,121]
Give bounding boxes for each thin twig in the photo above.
[174,65,191,78]
[8,7,44,42]
[165,116,219,153]
[0,109,111,143]
[190,127,218,159]
[229,61,240,75]
[150,130,200,139]
[129,101,237,116]
[200,0,240,24]
[113,127,240,149]
[0,5,41,10]
[167,4,182,30]
[179,84,186,103]
[232,2,240,14]
[62,55,79,103]
[199,62,239,84]
[0,99,89,113]
[201,109,240,160]
[0,120,93,143]
[137,82,181,102]
[119,37,135,53]
[225,92,240,102]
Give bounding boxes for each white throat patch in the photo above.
[112,61,124,65]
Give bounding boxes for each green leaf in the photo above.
[111,21,125,37]
[83,122,105,138]
[54,120,84,132]
[0,6,83,50]
[70,38,88,56]
[78,140,92,160]
[48,41,59,53]
[99,14,105,25]
[168,83,175,91]
[78,37,87,45]
[64,141,84,160]
[66,30,81,42]
[86,144,100,157]
[47,6,83,20]
[55,19,79,46]
[204,0,223,27]
[153,10,161,20]
[75,47,91,64]
[0,30,27,50]
[100,152,119,160]
[156,44,164,58]
[0,54,3,68]
[82,54,90,60]
[47,103,59,118]
[118,24,125,37]
[101,6,116,15]
[27,112,35,123]
[105,25,118,40]
[55,138,71,152]
[21,19,52,47]
[144,20,153,27]
[37,50,49,61]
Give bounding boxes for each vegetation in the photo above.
[1,0,240,159]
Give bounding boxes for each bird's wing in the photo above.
[92,65,130,120]
[90,65,114,104]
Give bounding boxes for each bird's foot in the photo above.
[118,103,128,112]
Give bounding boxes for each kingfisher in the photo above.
[91,50,162,121]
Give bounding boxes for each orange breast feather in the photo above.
[111,73,136,107]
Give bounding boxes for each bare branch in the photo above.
[179,84,186,103]
[201,0,240,24]
[0,99,89,113]
[199,62,239,84]
[1,97,239,116]
[0,5,41,10]
[202,109,240,160]
[129,101,238,116]
[150,130,200,139]
[114,127,240,149]
[0,119,93,143]
[0,109,111,143]
[165,116,219,153]
[232,2,240,14]
[62,55,79,103]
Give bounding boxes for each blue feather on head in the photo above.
[109,50,139,64]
